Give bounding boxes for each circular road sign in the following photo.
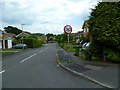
[64,25,72,34]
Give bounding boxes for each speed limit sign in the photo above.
[64,25,72,34]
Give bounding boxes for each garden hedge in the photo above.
[22,38,42,48]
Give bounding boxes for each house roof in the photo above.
[8,33,17,37]
[82,20,89,29]
[16,32,30,37]
[0,30,13,38]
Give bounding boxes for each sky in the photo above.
[0,0,99,34]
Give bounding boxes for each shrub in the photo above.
[59,43,64,48]
[84,43,103,61]
[74,48,79,56]
[22,38,42,48]
[105,49,120,63]
[12,39,20,45]
[63,44,68,51]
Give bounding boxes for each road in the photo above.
[2,43,103,88]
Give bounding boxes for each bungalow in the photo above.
[0,30,12,49]
[16,32,30,37]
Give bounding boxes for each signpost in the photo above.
[64,25,72,62]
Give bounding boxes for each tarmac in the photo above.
[56,47,119,89]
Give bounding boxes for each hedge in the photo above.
[22,38,42,48]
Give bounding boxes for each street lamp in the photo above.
[21,24,25,49]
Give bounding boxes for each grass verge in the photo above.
[2,52,14,54]
[2,49,25,51]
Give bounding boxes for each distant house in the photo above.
[0,30,12,49]
[38,36,47,43]
[71,32,83,43]
[82,20,89,38]
[82,20,91,42]
[16,32,30,37]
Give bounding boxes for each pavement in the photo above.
[56,47,119,89]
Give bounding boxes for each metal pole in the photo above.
[68,34,70,61]
[68,34,70,53]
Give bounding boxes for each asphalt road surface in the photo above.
[2,43,103,88]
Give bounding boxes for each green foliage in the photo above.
[86,2,120,63]
[28,34,38,39]
[79,34,85,41]
[55,33,73,43]
[89,2,120,46]
[12,39,20,45]
[105,49,120,63]
[59,43,64,48]
[33,33,44,36]
[55,34,62,43]
[22,38,42,48]
[84,43,103,60]
[78,56,85,60]
[74,48,79,56]
[63,44,68,51]
[67,60,73,64]
[4,26,22,35]
[29,33,44,39]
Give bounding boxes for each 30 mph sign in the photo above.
[64,25,72,34]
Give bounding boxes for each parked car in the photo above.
[82,42,90,51]
[12,44,27,49]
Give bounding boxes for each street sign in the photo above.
[63,25,72,62]
[64,25,72,34]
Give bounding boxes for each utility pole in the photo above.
[21,24,25,49]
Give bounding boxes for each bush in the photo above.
[59,43,64,48]
[84,42,120,63]
[84,43,103,61]
[12,39,20,45]
[105,50,120,63]
[22,38,42,48]
[74,48,79,56]
[63,44,68,51]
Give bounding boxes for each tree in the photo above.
[46,33,56,42]
[33,33,44,36]
[89,2,120,49]
[60,33,73,43]
[4,26,22,35]
[87,2,120,62]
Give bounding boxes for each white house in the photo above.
[0,30,12,49]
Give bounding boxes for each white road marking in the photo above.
[0,70,5,74]
[57,65,59,67]
[21,47,49,62]
[20,53,37,62]
[39,50,44,53]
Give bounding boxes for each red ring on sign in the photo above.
[64,25,72,34]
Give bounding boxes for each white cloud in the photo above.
[1,0,98,34]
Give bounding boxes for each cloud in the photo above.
[1,0,98,34]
